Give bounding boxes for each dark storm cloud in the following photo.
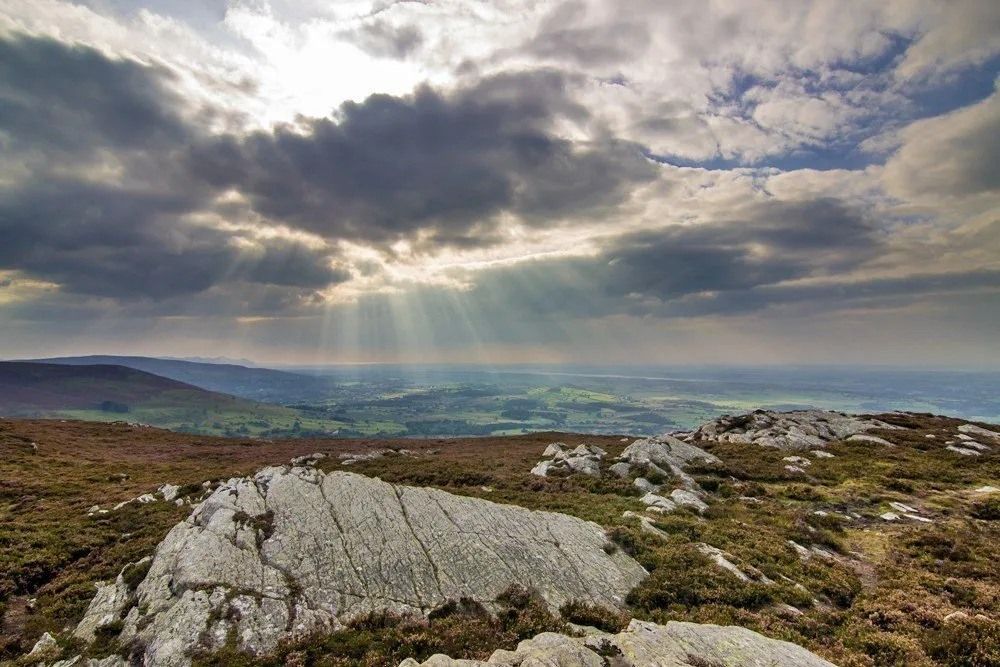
[446,198,887,319]
[0,180,347,299]
[187,70,658,246]
[0,33,192,155]
[0,34,344,301]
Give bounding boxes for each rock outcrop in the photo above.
[398,619,836,666]
[530,442,606,477]
[682,410,900,450]
[77,467,646,666]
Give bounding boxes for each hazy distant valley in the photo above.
[5,357,999,439]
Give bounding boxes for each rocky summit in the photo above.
[79,466,646,666]
[399,619,836,666]
[681,409,900,450]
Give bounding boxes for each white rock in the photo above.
[810,450,835,458]
[782,456,811,466]
[961,441,991,451]
[696,544,750,582]
[399,619,835,666]
[159,484,180,502]
[847,434,894,446]
[947,445,982,456]
[618,436,719,469]
[958,424,1000,440]
[530,460,557,477]
[607,462,631,478]
[541,443,565,457]
[640,492,677,512]
[564,455,601,477]
[889,501,919,514]
[974,485,999,494]
[27,632,60,661]
[633,477,657,494]
[86,468,647,666]
[74,557,151,643]
[904,514,934,523]
[784,465,807,474]
[880,512,900,521]
[687,410,900,451]
[670,488,708,513]
[787,540,812,561]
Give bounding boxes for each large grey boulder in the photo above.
[684,410,901,451]
[398,619,836,666]
[82,467,646,666]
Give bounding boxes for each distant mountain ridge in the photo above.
[23,355,326,402]
[0,361,240,414]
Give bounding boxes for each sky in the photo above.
[0,0,998,367]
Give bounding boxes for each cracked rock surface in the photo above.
[86,467,646,666]
[397,619,836,666]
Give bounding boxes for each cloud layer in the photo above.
[0,1,997,364]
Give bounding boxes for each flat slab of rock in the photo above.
[399,619,836,666]
[85,467,646,666]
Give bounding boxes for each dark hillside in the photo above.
[26,355,325,402]
[0,362,240,414]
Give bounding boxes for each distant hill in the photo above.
[24,355,328,403]
[0,361,339,437]
[0,362,251,415]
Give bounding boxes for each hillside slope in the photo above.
[0,362,334,437]
[25,355,327,403]
[0,362,229,413]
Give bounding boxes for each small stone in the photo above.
[944,611,969,623]
[159,484,180,502]
[946,445,981,456]
[974,485,999,494]
[784,465,807,474]
[810,450,835,458]
[880,512,900,521]
[904,513,933,523]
